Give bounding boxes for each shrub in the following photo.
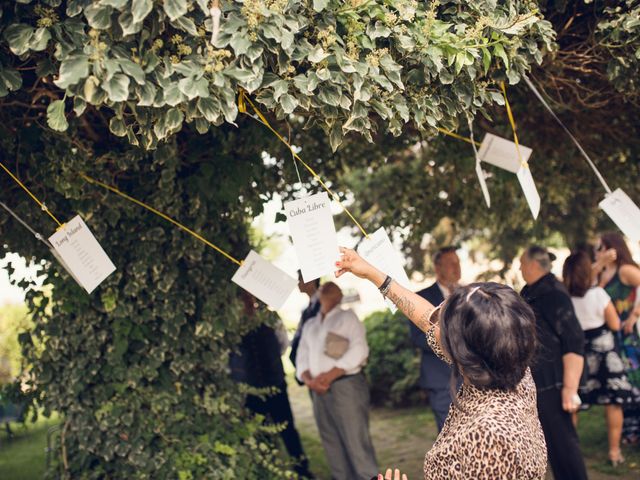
[364,310,424,408]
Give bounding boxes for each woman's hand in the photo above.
[335,247,381,283]
[623,312,639,335]
[377,468,408,480]
[561,386,580,413]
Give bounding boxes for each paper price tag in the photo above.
[285,192,340,282]
[599,188,640,243]
[232,250,297,310]
[359,227,411,312]
[48,215,116,294]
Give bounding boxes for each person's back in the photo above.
[571,286,610,330]
[520,246,588,480]
[425,369,546,479]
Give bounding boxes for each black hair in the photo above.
[433,246,458,265]
[439,282,537,399]
[562,251,591,298]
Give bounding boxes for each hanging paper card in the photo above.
[49,248,83,286]
[285,192,340,282]
[475,161,491,208]
[48,215,116,294]
[599,188,640,243]
[516,166,541,220]
[359,227,411,312]
[232,250,297,310]
[478,133,532,174]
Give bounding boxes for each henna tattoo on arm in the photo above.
[386,289,416,318]
[415,307,437,333]
[386,281,436,333]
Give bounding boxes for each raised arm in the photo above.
[336,247,438,333]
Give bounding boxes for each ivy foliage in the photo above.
[0,119,303,479]
[1,0,554,150]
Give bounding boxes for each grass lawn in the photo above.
[0,414,60,480]
[1,390,638,479]
[287,377,640,480]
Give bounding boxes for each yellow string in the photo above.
[435,127,481,147]
[0,160,63,227]
[80,173,243,266]
[500,82,527,168]
[238,90,370,239]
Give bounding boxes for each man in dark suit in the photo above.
[289,271,321,380]
[410,246,461,431]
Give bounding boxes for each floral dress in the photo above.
[604,273,640,441]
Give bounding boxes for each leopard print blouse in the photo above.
[423,318,547,479]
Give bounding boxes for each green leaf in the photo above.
[84,4,113,30]
[136,83,157,106]
[47,100,69,131]
[55,55,90,89]
[197,97,221,122]
[0,67,22,93]
[3,24,34,56]
[109,117,127,137]
[131,0,153,23]
[163,0,187,21]
[84,76,107,104]
[493,43,510,69]
[120,59,146,85]
[279,94,298,114]
[30,27,51,51]
[172,16,198,36]
[481,47,491,74]
[73,97,87,116]
[178,77,209,100]
[118,11,144,35]
[103,73,130,101]
[308,46,329,64]
[102,0,128,8]
[230,35,252,56]
[313,0,329,12]
[165,108,184,131]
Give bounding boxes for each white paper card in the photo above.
[232,250,297,310]
[49,248,82,286]
[517,166,541,220]
[475,161,491,208]
[359,227,411,312]
[478,133,532,174]
[599,188,640,244]
[285,192,339,282]
[48,215,116,293]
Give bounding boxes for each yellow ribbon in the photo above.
[0,159,63,227]
[500,82,527,168]
[238,90,370,239]
[81,173,243,266]
[435,127,481,147]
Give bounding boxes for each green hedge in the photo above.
[364,310,424,408]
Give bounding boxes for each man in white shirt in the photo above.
[295,282,378,480]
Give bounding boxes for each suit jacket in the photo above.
[289,298,321,374]
[409,283,453,391]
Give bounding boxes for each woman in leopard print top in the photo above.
[336,248,547,480]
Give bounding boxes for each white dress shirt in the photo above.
[436,282,451,299]
[295,306,369,382]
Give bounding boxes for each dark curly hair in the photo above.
[439,282,537,397]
